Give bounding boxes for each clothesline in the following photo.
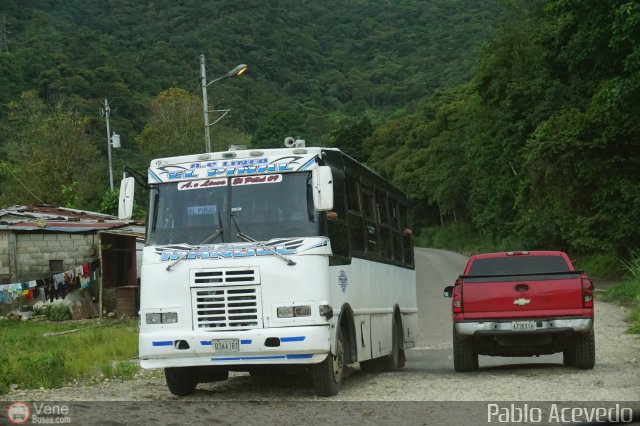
[0,259,101,304]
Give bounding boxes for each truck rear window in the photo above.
[468,255,571,276]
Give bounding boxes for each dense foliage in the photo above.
[0,0,499,207]
[1,0,639,260]
[365,0,640,256]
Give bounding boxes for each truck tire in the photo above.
[574,331,595,369]
[311,331,345,396]
[453,334,478,372]
[164,367,197,396]
[563,347,576,367]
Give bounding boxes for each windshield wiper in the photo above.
[230,213,296,266]
[165,214,225,272]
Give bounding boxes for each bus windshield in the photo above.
[146,172,320,246]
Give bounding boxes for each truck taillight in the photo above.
[452,279,463,313]
[581,276,593,308]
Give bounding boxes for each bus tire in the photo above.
[311,331,345,396]
[164,367,197,396]
[382,315,404,371]
[574,331,595,370]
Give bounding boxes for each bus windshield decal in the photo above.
[177,178,227,190]
[187,205,216,216]
[232,175,283,186]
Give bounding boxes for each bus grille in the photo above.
[191,268,259,287]
[191,286,262,330]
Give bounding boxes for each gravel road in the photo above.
[3,261,638,402]
[1,250,638,425]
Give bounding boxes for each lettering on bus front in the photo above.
[159,246,297,262]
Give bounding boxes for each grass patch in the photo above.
[0,319,139,394]
[604,250,640,334]
[605,282,640,335]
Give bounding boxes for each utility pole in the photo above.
[103,99,114,190]
[200,54,212,153]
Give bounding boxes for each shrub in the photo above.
[47,304,71,321]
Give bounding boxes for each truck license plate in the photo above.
[512,321,536,331]
[212,339,239,353]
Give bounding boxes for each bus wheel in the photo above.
[311,331,345,396]
[164,367,197,396]
[382,316,404,371]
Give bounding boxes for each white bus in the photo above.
[119,144,417,396]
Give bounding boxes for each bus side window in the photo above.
[390,199,403,263]
[400,204,414,266]
[377,190,393,260]
[361,186,377,254]
[346,175,365,253]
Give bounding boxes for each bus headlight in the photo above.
[161,312,178,324]
[277,305,311,318]
[146,313,161,324]
[294,306,311,317]
[146,312,178,324]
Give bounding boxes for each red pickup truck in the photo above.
[443,251,595,372]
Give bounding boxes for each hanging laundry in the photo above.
[28,280,37,288]
[80,275,90,289]
[64,270,75,285]
[82,263,90,278]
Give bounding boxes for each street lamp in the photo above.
[200,54,248,152]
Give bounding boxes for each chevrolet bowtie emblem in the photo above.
[513,298,531,306]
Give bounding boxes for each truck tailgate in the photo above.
[462,275,583,317]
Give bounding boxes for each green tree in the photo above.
[0,91,104,207]
[329,117,373,163]
[135,88,203,160]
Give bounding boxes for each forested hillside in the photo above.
[362,0,640,259]
[1,0,639,264]
[0,0,500,208]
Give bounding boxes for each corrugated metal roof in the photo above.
[0,205,140,233]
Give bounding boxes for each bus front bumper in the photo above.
[139,325,331,369]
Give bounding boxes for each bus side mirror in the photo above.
[118,177,135,220]
[312,166,333,211]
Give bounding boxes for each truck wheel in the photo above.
[311,331,345,396]
[563,347,576,367]
[382,316,405,371]
[164,367,197,396]
[453,335,478,372]
[574,331,595,369]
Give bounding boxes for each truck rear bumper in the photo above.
[455,317,593,336]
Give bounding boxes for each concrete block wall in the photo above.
[15,233,99,280]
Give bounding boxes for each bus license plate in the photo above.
[512,321,536,331]
[212,339,239,353]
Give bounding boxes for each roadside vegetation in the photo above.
[0,319,139,395]
[604,252,640,334]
